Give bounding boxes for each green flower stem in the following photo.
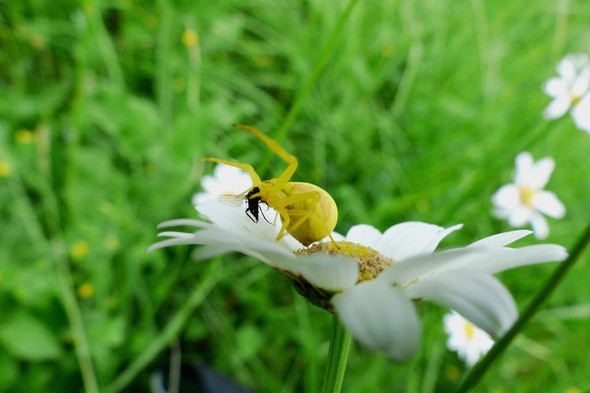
[53,243,101,393]
[106,259,222,393]
[321,315,352,393]
[456,222,590,393]
[8,152,101,393]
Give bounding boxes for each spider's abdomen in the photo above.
[281,182,338,246]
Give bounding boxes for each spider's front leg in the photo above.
[200,157,262,186]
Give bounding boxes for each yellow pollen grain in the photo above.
[71,241,89,260]
[519,187,536,208]
[0,161,12,177]
[182,29,199,47]
[464,321,476,339]
[77,283,94,299]
[296,241,396,282]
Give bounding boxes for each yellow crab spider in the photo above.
[200,125,338,247]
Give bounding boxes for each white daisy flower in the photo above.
[149,200,567,361]
[543,53,590,131]
[492,152,566,239]
[443,310,494,366]
[192,163,253,206]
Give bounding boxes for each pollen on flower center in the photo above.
[571,94,581,105]
[296,241,397,282]
[464,321,476,339]
[519,187,536,208]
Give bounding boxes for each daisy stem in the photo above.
[320,315,352,393]
[455,221,590,393]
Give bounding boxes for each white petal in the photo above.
[533,191,566,218]
[491,207,512,220]
[571,94,590,132]
[508,206,532,228]
[157,219,210,229]
[514,152,534,184]
[192,244,237,260]
[571,69,590,97]
[147,236,209,253]
[345,224,383,248]
[404,271,517,338]
[467,230,532,249]
[376,222,462,261]
[196,199,300,250]
[491,184,520,209]
[332,281,421,361]
[557,55,577,82]
[542,96,571,119]
[529,212,550,239]
[472,244,568,274]
[295,255,359,291]
[542,77,567,97]
[377,248,478,287]
[530,157,555,190]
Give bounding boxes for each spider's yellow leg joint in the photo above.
[233,124,298,186]
[200,157,262,186]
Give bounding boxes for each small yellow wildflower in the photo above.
[0,161,12,177]
[565,388,581,393]
[71,241,89,260]
[15,129,36,144]
[77,283,95,299]
[182,29,199,47]
[445,365,461,381]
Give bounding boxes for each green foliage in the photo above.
[1,0,590,392]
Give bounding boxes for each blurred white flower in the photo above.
[443,310,494,366]
[492,152,565,239]
[150,200,567,361]
[543,53,590,133]
[192,163,253,206]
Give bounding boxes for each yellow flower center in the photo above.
[464,321,476,339]
[296,241,397,282]
[291,241,397,311]
[572,94,581,105]
[519,187,536,208]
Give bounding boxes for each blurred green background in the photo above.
[1,0,589,392]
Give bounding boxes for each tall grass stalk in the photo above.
[456,222,590,393]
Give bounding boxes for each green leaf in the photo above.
[0,311,62,361]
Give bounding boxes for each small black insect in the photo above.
[245,186,272,224]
